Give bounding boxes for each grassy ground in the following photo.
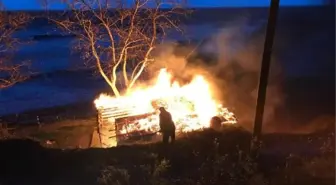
[0,127,334,185]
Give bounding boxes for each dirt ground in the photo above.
[3,117,174,148]
[5,118,97,148]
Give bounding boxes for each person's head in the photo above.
[159,107,166,112]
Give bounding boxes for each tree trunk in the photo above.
[110,82,120,97]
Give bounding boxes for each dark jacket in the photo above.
[159,110,175,132]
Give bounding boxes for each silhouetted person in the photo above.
[158,107,176,144]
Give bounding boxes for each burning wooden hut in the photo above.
[96,105,158,148]
[92,68,238,148]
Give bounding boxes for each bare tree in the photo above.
[47,0,188,97]
[0,10,30,89]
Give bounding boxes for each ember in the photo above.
[94,68,237,137]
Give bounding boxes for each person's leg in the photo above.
[162,132,169,144]
[170,130,175,144]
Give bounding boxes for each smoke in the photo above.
[150,21,285,131]
[206,26,285,131]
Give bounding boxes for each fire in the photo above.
[94,68,237,135]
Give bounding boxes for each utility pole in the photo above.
[251,0,280,153]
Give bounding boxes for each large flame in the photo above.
[94,68,237,134]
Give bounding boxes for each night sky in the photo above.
[2,0,328,10]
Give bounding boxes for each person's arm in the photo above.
[159,114,164,129]
[168,113,173,122]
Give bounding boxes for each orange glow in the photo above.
[94,68,237,134]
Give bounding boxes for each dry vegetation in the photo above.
[0,9,31,137]
[0,128,334,185]
[0,7,31,89]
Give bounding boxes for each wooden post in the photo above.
[251,0,280,153]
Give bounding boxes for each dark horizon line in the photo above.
[1,5,331,12]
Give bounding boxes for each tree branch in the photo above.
[0,10,31,89]
[47,0,187,96]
